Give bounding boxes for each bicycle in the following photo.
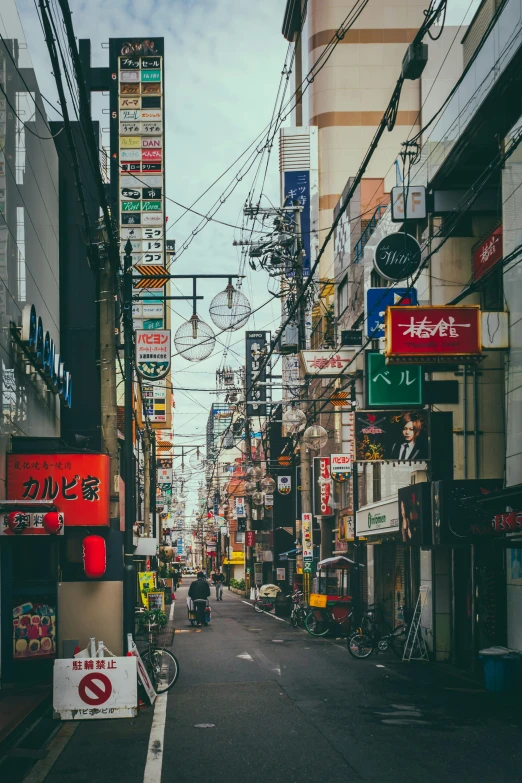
[304,603,353,637]
[290,591,307,628]
[136,610,179,693]
[347,603,409,659]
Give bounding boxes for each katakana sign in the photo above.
[385,305,481,362]
[366,351,423,408]
[7,454,110,526]
[136,329,171,380]
[366,287,417,339]
[300,349,356,377]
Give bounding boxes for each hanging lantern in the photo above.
[244,481,257,494]
[209,283,251,331]
[303,423,328,451]
[246,465,263,481]
[251,491,263,506]
[42,512,64,535]
[282,405,306,433]
[7,511,29,534]
[261,476,276,493]
[174,314,216,362]
[83,535,106,579]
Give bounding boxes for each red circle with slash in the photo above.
[78,672,113,706]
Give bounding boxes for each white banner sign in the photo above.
[331,454,352,482]
[53,657,138,719]
[277,476,291,495]
[302,512,313,560]
[235,497,246,518]
[300,349,356,377]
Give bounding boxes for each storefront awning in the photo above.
[317,556,357,570]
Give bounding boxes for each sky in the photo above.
[11,0,481,519]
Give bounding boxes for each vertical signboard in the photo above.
[302,513,313,561]
[109,38,166,323]
[283,171,311,276]
[245,332,268,418]
[313,457,334,516]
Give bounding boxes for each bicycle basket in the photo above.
[309,594,328,608]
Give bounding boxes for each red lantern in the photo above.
[83,535,106,578]
[42,512,63,535]
[7,511,29,534]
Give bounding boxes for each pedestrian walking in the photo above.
[212,569,225,600]
[188,571,211,627]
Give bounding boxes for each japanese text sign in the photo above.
[7,454,110,527]
[385,306,481,361]
[53,657,138,720]
[313,457,334,516]
[245,530,256,547]
[366,351,423,408]
[246,331,268,417]
[136,329,171,380]
[473,225,502,281]
[302,512,313,560]
[331,454,351,482]
[300,349,356,377]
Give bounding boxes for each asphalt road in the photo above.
[38,584,522,783]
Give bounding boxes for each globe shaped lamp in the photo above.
[209,283,251,331]
[244,481,257,494]
[283,405,306,432]
[303,423,328,451]
[246,465,263,481]
[261,476,276,493]
[174,314,216,362]
[251,491,263,506]
[189,449,205,469]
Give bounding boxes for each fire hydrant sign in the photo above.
[53,657,138,720]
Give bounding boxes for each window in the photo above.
[235,531,245,544]
[337,276,348,315]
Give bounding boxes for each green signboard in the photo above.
[121,200,140,211]
[142,201,162,211]
[366,351,423,408]
[141,70,161,82]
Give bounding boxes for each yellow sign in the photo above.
[223,552,245,565]
[120,135,141,148]
[138,571,156,605]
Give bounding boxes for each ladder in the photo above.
[402,585,430,662]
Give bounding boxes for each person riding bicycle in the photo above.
[188,572,211,627]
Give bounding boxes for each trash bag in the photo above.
[259,583,281,598]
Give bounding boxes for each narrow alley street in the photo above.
[24,587,521,783]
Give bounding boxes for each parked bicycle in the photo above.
[304,603,352,637]
[136,609,179,693]
[347,602,409,659]
[290,591,307,628]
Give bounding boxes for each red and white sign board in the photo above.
[385,305,481,362]
[53,657,138,719]
[302,512,313,560]
[473,226,502,281]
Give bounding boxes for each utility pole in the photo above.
[351,380,360,622]
[245,416,253,593]
[294,201,312,603]
[151,433,157,539]
[143,427,151,537]
[123,240,136,642]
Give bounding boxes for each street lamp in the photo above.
[209,280,251,331]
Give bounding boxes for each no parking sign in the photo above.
[53,657,138,719]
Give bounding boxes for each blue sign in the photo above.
[366,288,417,339]
[283,170,311,276]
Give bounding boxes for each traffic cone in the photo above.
[172,593,176,600]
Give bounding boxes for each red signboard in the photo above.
[7,454,110,527]
[245,530,256,547]
[385,305,481,360]
[473,226,502,281]
[313,457,334,516]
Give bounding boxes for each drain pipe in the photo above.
[462,365,468,479]
[473,369,479,479]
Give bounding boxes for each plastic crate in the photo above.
[309,593,327,608]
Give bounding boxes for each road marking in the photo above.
[169,601,175,622]
[143,692,168,782]
[194,723,215,728]
[237,652,253,660]
[241,601,286,621]
[22,722,79,783]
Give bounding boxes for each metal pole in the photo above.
[351,381,361,622]
[143,428,151,537]
[123,240,136,642]
[245,416,253,593]
[151,433,157,538]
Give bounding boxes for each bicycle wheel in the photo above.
[254,599,266,613]
[290,608,298,627]
[348,632,374,659]
[304,608,331,637]
[143,648,179,693]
